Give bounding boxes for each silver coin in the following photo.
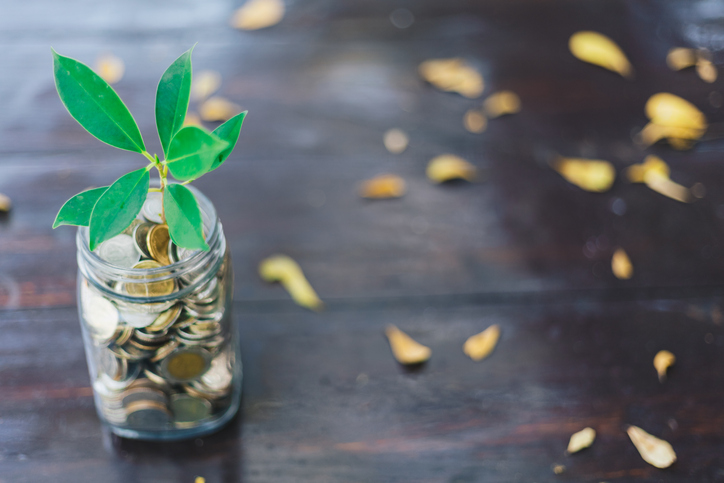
[118,307,158,328]
[98,234,141,268]
[170,394,212,424]
[132,222,154,258]
[142,194,164,224]
[125,401,171,430]
[80,282,119,343]
[97,348,127,382]
[201,350,233,391]
[176,245,197,262]
[121,386,168,407]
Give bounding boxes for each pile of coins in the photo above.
[80,194,235,431]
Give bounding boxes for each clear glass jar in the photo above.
[75,185,241,440]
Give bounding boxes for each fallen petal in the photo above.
[0,193,11,212]
[231,0,285,30]
[463,325,500,361]
[569,31,633,78]
[696,58,718,83]
[645,93,707,131]
[183,112,203,128]
[383,129,409,154]
[95,53,125,85]
[567,427,596,454]
[626,155,670,183]
[644,172,693,203]
[463,109,487,133]
[259,255,324,311]
[359,174,406,199]
[427,154,476,183]
[200,96,242,122]
[553,157,615,192]
[611,247,633,280]
[666,47,697,71]
[385,325,431,365]
[483,91,521,118]
[192,70,222,101]
[627,425,677,469]
[636,122,704,148]
[418,58,484,98]
[654,350,675,382]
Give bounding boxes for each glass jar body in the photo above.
[75,187,241,440]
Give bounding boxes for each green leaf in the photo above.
[156,47,194,157]
[52,187,108,228]
[210,110,247,172]
[88,168,150,251]
[166,126,229,181]
[164,184,209,251]
[52,50,145,153]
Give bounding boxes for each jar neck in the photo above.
[77,185,226,303]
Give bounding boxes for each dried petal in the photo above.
[645,93,707,131]
[553,157,615,192]
[696,58,718,83]
[183,112,203,128]
[418,58,484,98]
[385,325,431,365]
[383,129,409,154]
[427,154,476,183]
[626,155,670,183]
[552,465,566,475]
[654,350,675,382]
[483,91,521,118]
[359,174,406,199]
[644,172,693,203]
[95,53,125,85]
[231,0,285,30]
[666,47,697,71]
[636,122,704,149]
[200,96,241,122]
[192,70,222,101]
[259,255,324,311]
[195,478,206,483]
[463,109,487,133]
[569,31,633,78]
[611,247,633,280]
[463,325,500,361]
[567,427,596,454]
[627,425,677,469]
[0,193,11,212]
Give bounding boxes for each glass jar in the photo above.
[75,185,241,440]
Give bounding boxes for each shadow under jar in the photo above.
[76,185,241,440]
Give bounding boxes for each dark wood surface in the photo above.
[1,0,724,481]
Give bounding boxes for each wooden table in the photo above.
[1,0,724,481]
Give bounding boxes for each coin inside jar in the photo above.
[98,234,141,268]
[142,193,165,224]
[170,394,212,423]
[132,222,154,258]
[125,400,171,429]
[81,282,120,343]
[161,347,212,382]
[125,260,175,297]
[147,224,171,266]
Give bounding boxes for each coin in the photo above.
[146,305,182,333]
[122,218,142,236]
[147,224,171,266]
[98,234,142,268]
[132,222,154,258]
[151,339,180,363]
[81,282,119,343]
[142,194,164,224]
[118,306,158,328]
[112,326,134,346]
[98,348,127,382]
[125,400,171,429]
[161,347,212,382]
[125,260,175,297]
[170,394,212,424]
[201,350,234,391]
[121,386,168,407]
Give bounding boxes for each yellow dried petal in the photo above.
[627,425,677,469]
[611,247,633,280]
[552,465,566,475]
[427,154,476,183]
[654,350,675,382]
[200,97,241,122]
[0,193,11,212]
[418,58,484,98]
[195,478,206,483]
[668,137,695,151]
[553,157,615,192]
[645,93,707,131]
[567,427,596,454]
[383,129,409,154]
[385,325,431,365]
[696,58,718,83]
[463,325,500,361]
[644,172,693,203]
[359,174,406,199]
[483,91,521,118]
[637,122,704,148]
[95,53,125,85]
[259,255,324,311]
[626,155,670,183]
[666,47,697,71]
[192,70,222,101]
[463,109,487,133]
[183,112,203,128]
[231,0,285,30]
[569,31,633,78]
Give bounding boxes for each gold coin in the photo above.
[132,222,154,258]
[147,224,171,266]
[163,348,211,382]
[126,260,176,297]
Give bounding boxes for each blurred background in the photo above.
[2,0,724,481]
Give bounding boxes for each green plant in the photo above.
[51,46,246,252]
